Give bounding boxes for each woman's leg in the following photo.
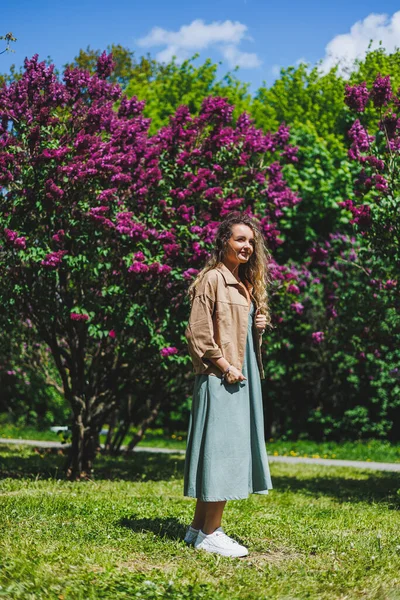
[192,500,227,534]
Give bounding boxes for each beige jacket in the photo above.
[185,263,265,379]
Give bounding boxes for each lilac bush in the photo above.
[263,231,400,440]
[343,73,400,273]
[0,53,301,477]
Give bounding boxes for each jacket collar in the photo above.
[215,262,255,297]
[216,262,240,286]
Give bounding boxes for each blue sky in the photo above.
[2,1,400,90]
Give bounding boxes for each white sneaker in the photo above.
[194,527,248,557]
[184,525,199,546]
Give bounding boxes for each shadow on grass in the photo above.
[272,473,399,508]
[0,444,398,507]
[119,515,186,542]
[0,444,185,482]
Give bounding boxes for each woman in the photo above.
[183,211,273,558]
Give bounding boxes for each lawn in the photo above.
[0,443,399,599]
[1,422,400,464]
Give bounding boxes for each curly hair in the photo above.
[188,211,274,330]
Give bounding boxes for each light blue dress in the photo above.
[184,301,273,501]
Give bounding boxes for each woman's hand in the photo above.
[255,308,267,334]
[224,365,246,384]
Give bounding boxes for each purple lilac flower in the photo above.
[274,123,290,145]
[4,229,18,243]
[384,279,397,289]
[348,120,373,153]
[89,206,110,216]
[326,306,338,319]
[199,97,234,125]
[14,237,26,249]
[311,331,325,344]
[118,96,146,118]
[379,113,399,139]
[163,243,180,258]
[177,204,195,223]
[344,82,369,112]
[70,313,89,322]
[287,284,300,295]
[133,251,145,262]
[370,74,392,107]
[309,245,329,264]
[41,250,67,268]
[96,51,115,79]
[128,261,149,274]
[52,229,65,243]
[45,179,64,199]
[281,145,299,163]
[148,262,172,275]
[160,346,178,358]
[97,188,117,202]
[361,155,385,171]
[290,302,304,314]
[350,204,372,228]
[183,268,199,280]
[374,174,388,192]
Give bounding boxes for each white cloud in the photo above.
[271,64,281,77]
[221,44,261,69]
[320,11,400,76]
[136,19,261,69]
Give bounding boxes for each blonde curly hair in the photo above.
[188,211,274,330]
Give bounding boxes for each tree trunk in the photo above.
[65,413,100,480]
[125,401,161,453]
[104,411,117,451]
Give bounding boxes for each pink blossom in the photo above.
[160,346,178,358]
[108,329,116,339]
[4,229,25,249]
[183,268,199,280]
[149,262,172,275]
[70,313,89,322]
[290,302,304,314]
[52,229,65,243]
[128,261,149,274]
[4,229,18,243]
[287,284,300,295]
[41,250,68,268]
[14,237,26,249]
[163,243,180,258]
[311,331,325,344]
[384,279,397,290]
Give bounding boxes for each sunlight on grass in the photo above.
[0,444,399,599]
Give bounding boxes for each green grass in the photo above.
[1,423,400,463]
[0,422,63,442]
[0,443,399,599]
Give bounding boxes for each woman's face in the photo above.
[226,224,255,264]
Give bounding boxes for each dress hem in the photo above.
[184,487,272,502]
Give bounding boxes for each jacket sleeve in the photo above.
[185,272,223,370]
